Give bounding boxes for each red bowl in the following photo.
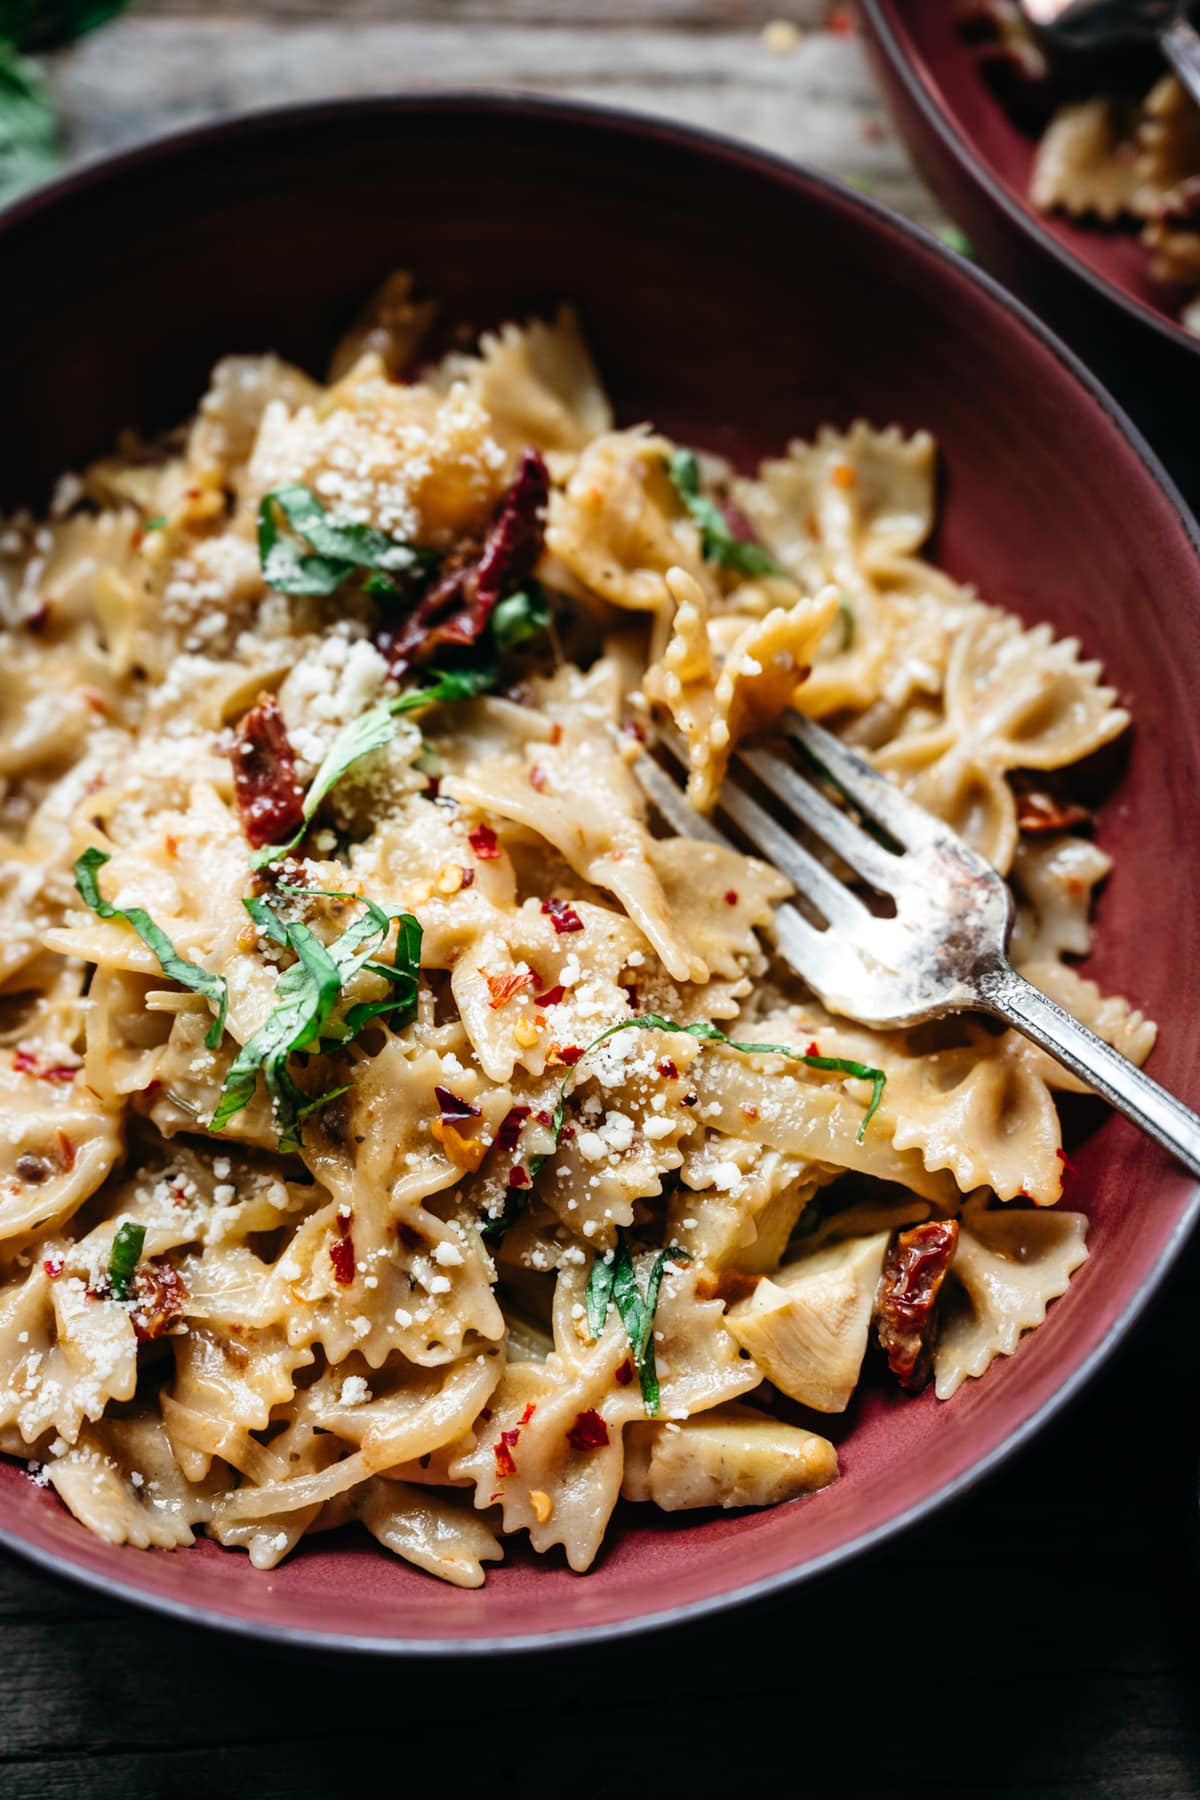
[1,94,1199,1653]
[859,0,1200,504]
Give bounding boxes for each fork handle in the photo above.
[975,957,1200,1178]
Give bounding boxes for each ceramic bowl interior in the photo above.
[860,0,1200,354]
[1,96,1198,1652]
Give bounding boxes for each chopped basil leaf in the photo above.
[491,584,551,654]
[257,483,433,598]
[250,665,498,870]
[936,223,975,258]
[666,449,782,578]
[0,40,57,202]
[586,1252,616,1339]
[108,1219,145,1300]
[589,1232,691,1416]
[213,890,421,1151]
[74,848,228,1050]
[142,514,167,532]
[242,893,289,947]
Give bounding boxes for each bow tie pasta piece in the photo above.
[934,1194,1088,1401]
[544,427,710,611]
[1009,833,1113,964]
[726,1231,891,1413]
[1031,98,1142,221]
[871,612,1128,875]
[0,1253,139,1446]
[428,308,614,479]
[644,565,839,809]
[622,1400,838,1512]
[188,352,322,487]
[446,738,707,983]
[46,1411,227,1550]
[245,366,509,547]
[352,1477,505,1589]
[0,1052,122,1244]
[733,423,939,717]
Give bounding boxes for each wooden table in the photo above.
[5,6,1199,1795]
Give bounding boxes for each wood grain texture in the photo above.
[43,9,940,230]
[5,9,1199,1798]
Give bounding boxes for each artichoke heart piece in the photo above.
[725,1231,890,1413]
[621,1401,837,1510]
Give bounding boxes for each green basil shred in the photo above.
[73,849,229,1050]
[587,1233,692,1416]
[212,890,422,1152]
[257,483,435,598]
[666,449,783,578]
[107,1219,146,1300]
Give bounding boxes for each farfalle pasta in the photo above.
[0,277,1151,1586]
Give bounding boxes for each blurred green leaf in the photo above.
[0,39,57,202]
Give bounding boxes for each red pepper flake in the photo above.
[55,1131,75,1172]
[469,822,500,860]
[658,1060,678,1079]
[131,1258,189,1343]
[535,1109,553,1127]
[493,1427,521,1479]
[621,717,648,745]
[566,1408,609,1452]
[528,765,550,793]
[681,1093,698,1107]
[42,1064,80,1083]
[723,890,739,906]
[508,1164,531,1188]
[614,1359,634,1387]
[230,693,306,850]
[434,1085,482,1122]
[533,983,565,1007]
[43,1255,64,1279]
[549,722,564,746]
[556,1045,585,1067]
[1056,1146,1077,1177]
[826,6,856,37]
[805,1041,821,1058]
[329,1215,356,1286]
[11,1048,38,1075]
[541,897,584,935]
[495,1105,531,1153]
[480,966,537,1008]
[518,1401,537,1426]
[459,867,475,889]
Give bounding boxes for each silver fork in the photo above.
[634,711,1200,1177]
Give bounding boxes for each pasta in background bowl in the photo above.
[0,96,1197,1650]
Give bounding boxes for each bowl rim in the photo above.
[1,86,1198,1656]
[858,0,1200,361]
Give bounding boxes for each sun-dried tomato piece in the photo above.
[378,448,549,674]
[230,693,306,849]
[329,1212,356,1286]
[566,1408,609,1452]
[495,1105,531,1154]
[131,1257,189,1342]
[875,1219,959,1393]
[469,822,501,860]
[1014,784,1092,835]
[434,1085,481,1121]
[541,897,584,934]
[507,1164,531,1189]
